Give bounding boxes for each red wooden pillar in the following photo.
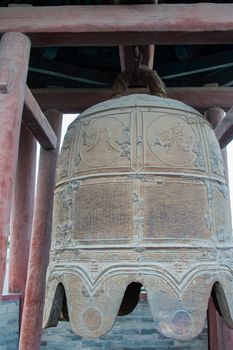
[208,297,222,350]
[8,123,37,315]
[206,107,233,350]
[0,32,31,296]
[19,109,62,350]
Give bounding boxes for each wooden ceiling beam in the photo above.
[30,87,233,114]
[23,86,57,150]
[1,4,233,46]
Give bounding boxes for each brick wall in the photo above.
[0,295,19,350]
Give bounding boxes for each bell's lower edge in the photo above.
[43,268,233,340]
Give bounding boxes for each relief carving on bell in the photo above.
[44,94,233,340]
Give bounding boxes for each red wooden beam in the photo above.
[31,87,233,114]
[215,106,233,148]
[19,110,62,350]
[2,293,20,301]
[9,124,37,317]
[208,297,220,350]
[23,86,57,150]
[0,32,31,297]
[1,4,233,46]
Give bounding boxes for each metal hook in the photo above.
[133,46,143,82]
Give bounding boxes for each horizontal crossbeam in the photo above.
[31,87,233,113]
[1,4,233,46]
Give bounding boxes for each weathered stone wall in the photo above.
[41,298,208,350]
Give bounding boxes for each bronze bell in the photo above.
[44,94,233,340]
